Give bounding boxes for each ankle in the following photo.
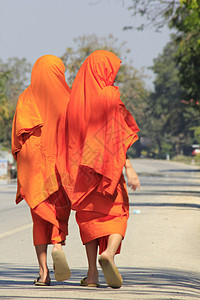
[39,267,49,281]
[86,269,99,283]
[87,268,98,275]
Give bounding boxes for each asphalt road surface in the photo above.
[0,158,200,300]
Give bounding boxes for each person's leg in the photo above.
[31,195,71,283]
[101,233,122,263]
[32,213,64,284]
[31,209,51,284]
[84,239,99,284]
[50,229,71,281]
[99,234,123,288]
[35,244,50,284]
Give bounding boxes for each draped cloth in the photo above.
[12,55,71,245]
[76,174,129,254]
[63,50,139,252]
[63,50,139,210]
[31,186,71,246]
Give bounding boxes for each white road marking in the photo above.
[0,223,32,239]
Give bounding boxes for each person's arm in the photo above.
[124,156,140,191]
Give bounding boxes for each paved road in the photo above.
[0,159,200,299]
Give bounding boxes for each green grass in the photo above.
[172,155,200,166]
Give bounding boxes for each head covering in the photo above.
[12,55,71,208]
[63,50,139,209]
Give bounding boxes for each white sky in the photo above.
[0,0,171,88]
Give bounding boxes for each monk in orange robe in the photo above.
[63,50,140,288]
[12,55,71,286]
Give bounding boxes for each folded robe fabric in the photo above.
[63,50,139,210]
[76,174,129,253]
[12,55,71,209]
[31,186,71,246]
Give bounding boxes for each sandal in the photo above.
[51,249,71,281]
[80,277,100,287]
[99,255,122,288]
[34,276,51,286]
[34,276,40,284]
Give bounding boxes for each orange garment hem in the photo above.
[31,187,71,246]
[76,211,128,255]
[75,174,129,254]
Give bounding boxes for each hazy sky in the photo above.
[0,0,171,88]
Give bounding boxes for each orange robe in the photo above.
[76,174,129,254]
[63,50,139,253]
[12,55,71,245]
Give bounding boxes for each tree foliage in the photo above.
[171,1,200,107]
[0,71,9,121]
[122,0,180,30]
[0,58,31,148]
[117,0,200,110]
[0,57,31,107]
[142,36,199,157]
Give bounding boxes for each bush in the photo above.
[194,154,200,165]
[172,155,193,164]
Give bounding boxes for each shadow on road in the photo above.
[129,201,200,210]
[121,267,200,298]
[140,182,200,187]
[0,264,200,299]
[161,169,200,173]
[129,190,200,198]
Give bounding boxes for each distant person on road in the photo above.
[63,50,140,288]
[12,55,71,286]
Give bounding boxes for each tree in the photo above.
[119,0,180,30]
[122,0,200,109]
[171,0,200,107]
[143,36,199,157]
[0,58,31,148]
[193,126,200,144]
[0,57,31,107]
[0,70,12,149]
[0,70,9,120]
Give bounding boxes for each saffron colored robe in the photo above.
[63,50,139,253]
[12,55,71,245]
